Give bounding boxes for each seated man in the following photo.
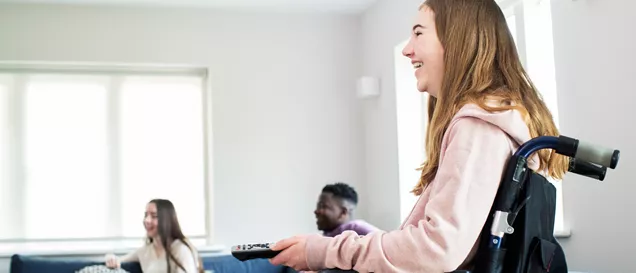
[314,182,379,237]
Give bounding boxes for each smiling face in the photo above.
[313,192,347,232]
[143,202,159,238]
[401,5,445,97]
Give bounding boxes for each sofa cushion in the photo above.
[10,254,142,273]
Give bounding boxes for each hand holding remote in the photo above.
[268,235,311,271]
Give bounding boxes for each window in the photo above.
[500,0,566,235]
[119,76,206,238]
[23,75,111,239]
[394,0,566,235]
[0,76,11,239]
[0,66,210,247]
[394,40,429,221]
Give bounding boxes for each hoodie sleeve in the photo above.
[304,117,514,273]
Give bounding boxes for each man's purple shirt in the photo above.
[322,219,380,237]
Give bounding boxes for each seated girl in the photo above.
[268,0,568,272]
[105,199,203,273]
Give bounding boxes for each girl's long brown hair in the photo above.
[148,199,205,273]
[412,0,569,195]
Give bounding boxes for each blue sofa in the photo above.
[10,253,297,273]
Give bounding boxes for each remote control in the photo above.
[231,242,281,261]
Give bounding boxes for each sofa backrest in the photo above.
[10,253,297,273]
[10,254,142,273]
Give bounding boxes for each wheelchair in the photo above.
[448,135,620,273]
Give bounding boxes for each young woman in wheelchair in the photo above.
[268,0,569,272]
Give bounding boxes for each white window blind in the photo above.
[504,0,566,234]
[0,67,209,243]
[0,76,10,240]
[393,39,429,222]
[119,76,206,238]
[24,75,111,239]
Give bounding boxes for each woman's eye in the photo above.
[415,31,422,36]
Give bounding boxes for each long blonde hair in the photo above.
[412,0,569,195]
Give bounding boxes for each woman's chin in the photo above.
[415,82,427,93]
[417,85,436,97]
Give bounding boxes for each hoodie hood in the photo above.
[451,103,540,170]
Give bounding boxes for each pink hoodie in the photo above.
[304,103,541,272]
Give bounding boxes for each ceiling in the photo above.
[0,0,380,13]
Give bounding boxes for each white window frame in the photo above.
[0,63,217,256]
[498,0,568,237]
[394,39,430,222]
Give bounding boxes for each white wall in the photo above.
[551,0,636,272]
[0,3,366,269]
[3,0,634,272]
[359,0,423,231]
[359,0,636,272]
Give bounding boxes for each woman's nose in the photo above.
[402,41,414,58]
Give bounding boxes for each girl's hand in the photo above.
[269,235,311,271]
[104,253,120,268]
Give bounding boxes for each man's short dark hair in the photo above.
[322,182,358,205]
